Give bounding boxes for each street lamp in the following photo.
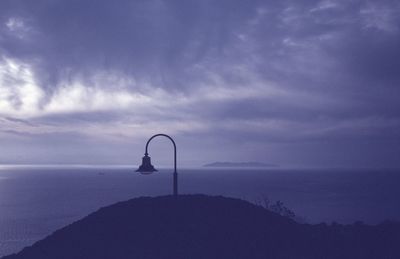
[136,134,178,197]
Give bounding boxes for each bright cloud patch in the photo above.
[0,57,163,117]
[0,57,44,116]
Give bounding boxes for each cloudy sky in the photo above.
[0,0,399,168]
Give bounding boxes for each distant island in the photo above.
[203,161,278,168]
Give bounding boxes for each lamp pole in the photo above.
[141,134,178,197]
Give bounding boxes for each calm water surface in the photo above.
[0,167,399,257]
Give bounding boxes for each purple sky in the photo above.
[0,0,399,168]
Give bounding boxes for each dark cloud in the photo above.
[1,0,262,92]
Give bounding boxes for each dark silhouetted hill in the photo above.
[2,195,400,259]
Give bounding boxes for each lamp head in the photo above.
[136,153,157,174]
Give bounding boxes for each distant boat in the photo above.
[203,162,278,168]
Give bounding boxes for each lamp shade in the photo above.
[136,154,157,174]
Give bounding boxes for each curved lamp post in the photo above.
[136,134,178,197]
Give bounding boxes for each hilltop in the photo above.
[3,195,400,259]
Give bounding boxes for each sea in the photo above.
[0,166,400,257]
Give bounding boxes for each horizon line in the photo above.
[0,163,399,171]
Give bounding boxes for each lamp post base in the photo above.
[173,171,178,197]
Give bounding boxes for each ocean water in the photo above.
[0,167,400,257]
